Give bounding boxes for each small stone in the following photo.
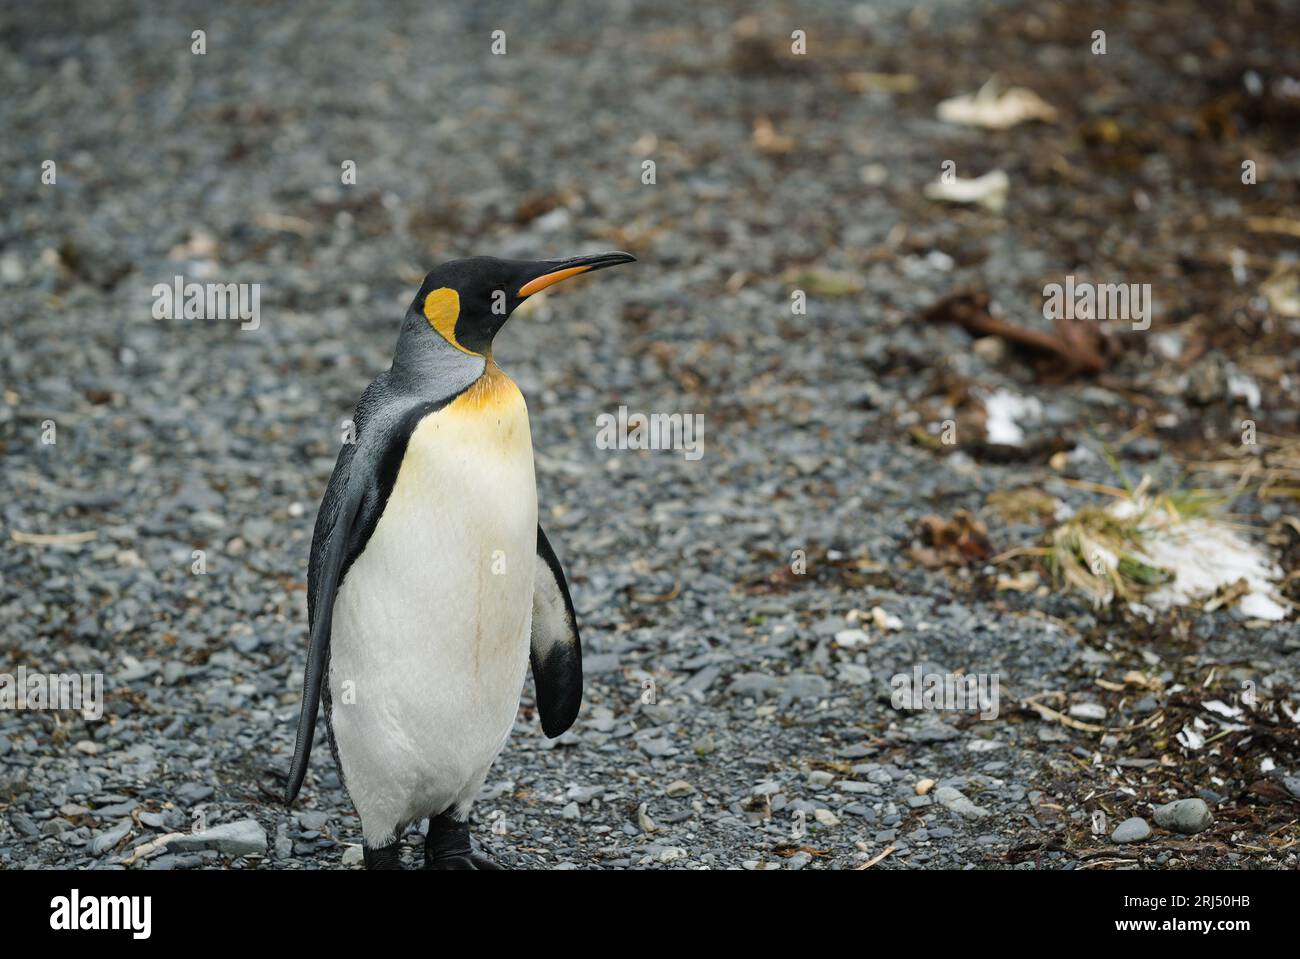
[834,628,870,649]
[813,808,840,827]
[1197,788,1225,806]
[837,663,874,685]
[9,812,40,838]
[905,722,960,743]
[784,673,831,700]
[275,825,292,860]
[638,737,677,758]
[934,786,990,819]
[1068,703,1107,721]
[583,653,621,674]
[297,811,330,831]
[232,633,262,655]
[728,673,781,698]
[807,770,835,788]
[90,820,132,856]
[1111,817,1152,844]
[342,845,364,866]
[65,773,102,797]
[665,780,694,797]
[74,740,103,755]
[915,778,936,796]
[561,802,580,820]
[168,819,268,857]
[162,661,187,685]
[565,785,603,804]
[1153,798,1213,835]
[812,616,845,637]
[93,801,138,819]
[174,783,214,804]
[871,606,902,631]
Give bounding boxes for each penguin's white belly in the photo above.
[328,373,536,844]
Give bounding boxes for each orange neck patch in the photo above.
[450,360,523,414]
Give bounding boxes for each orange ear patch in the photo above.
[423,287,477,355]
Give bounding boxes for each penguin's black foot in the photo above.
[423,812,504,870]
[363,841,403,870]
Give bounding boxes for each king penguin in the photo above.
[285,252,635,869]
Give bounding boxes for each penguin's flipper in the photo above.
[285,393,456,804]
[530,524,583,737]
[285,475,365,805]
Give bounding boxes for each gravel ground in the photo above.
[2,0,1298,870]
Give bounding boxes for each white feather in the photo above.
[327,380,536,846]
[530,554,572,659]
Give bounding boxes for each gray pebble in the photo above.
[90,820,132,856]
[1153,799,1212,835]
[9,811,40,838]
[167,819,267,857]
[174,783,214,804]
[1111,817,1152,844]
[934,786,990,819]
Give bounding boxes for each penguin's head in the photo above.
[412,252,635,356]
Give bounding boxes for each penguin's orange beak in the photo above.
[517,252,636,297]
